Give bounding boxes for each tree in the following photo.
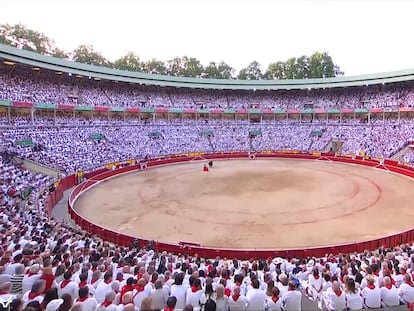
[264,61,286,80]
[285,57,297,79]
[265,52,342,80]
[203,61,235,79]
[114,52,143,72]
[217,61,235,79]
[166,56,204,77]
[72,45,112,67]
[143,58,167,75]
[238,61,262,80]
[0,23,56,55]
[308,51,341,78]
[295,55,310,79]
[237,68,248,80]
[52,48,68,59]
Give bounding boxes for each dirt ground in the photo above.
[74,159,414,249]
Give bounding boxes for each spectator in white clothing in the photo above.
[380,276,400,307]
[281,281,302,311]
[245,279,265,311]
[344,278,362,311]
[170,272,188,310]
[322,280,345,311]
[228,286,246,311]
[398,273,414,306]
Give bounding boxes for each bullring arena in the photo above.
[72,154,414,252]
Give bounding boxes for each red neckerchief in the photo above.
[117,264,123,269]
[26,272,37,277]
[40,274,55,292]
[391,278,396,286]
[385,284,393,289]
[191,286,199,293]
[104,279,112,284]
[334,289,342,297]
[314,275,320,280]
[91,278,99,285]
[374,271,379,277]
[232,293,240,301]
[272,295,279,303]
[288,288,296,291]
[28,291,41,300]
[120,284,134,301]
[164,307,174,311]
[0,291,8,295]
[224,288,231,297]
[406,281,414,287]
[101,300,112,307]
[77,296,88,302]
[60,279,71,288]
[134,285,145,293]
[235,281,241,287]
[79,281,87,288]
[367,284,375,289]
[117,277,124,282]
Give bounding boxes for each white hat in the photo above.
[307,259,315,267]
[272,257,283,265]
[45,299,64,311]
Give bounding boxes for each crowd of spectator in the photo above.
[1,117,414,174]
[2,65,414,110]
[3,65,414,310]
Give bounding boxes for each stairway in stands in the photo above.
[206,135,215,152]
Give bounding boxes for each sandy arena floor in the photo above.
[74,159,414,249]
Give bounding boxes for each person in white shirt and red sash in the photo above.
[398,274,414,311]
[361,275,381,309]
[228,286,246,311]
[322,280,345,311]
[380,276,399,308]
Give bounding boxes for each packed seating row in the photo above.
[1,64,414,110]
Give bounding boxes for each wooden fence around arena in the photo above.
[43,151,414,259]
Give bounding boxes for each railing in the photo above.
[46,151,414,259]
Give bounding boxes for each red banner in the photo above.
[12,101,33,108]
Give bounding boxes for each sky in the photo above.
[1,0,414,76]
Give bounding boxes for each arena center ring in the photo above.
[67,151,414,259]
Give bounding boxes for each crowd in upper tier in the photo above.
[1,64,414,110]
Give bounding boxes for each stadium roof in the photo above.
[1,43,414,90]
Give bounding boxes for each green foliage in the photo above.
[143,58,167,75]
[166,56,204,78]
[114,52,143,72]
[204,61,234,79]
[265,52,343,80]
[238,61,263,80]
[0,23,56,55]
[73,44,113,67]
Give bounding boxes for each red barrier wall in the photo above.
[52,152,414,259]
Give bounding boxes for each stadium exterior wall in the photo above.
[44,152,414,260]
